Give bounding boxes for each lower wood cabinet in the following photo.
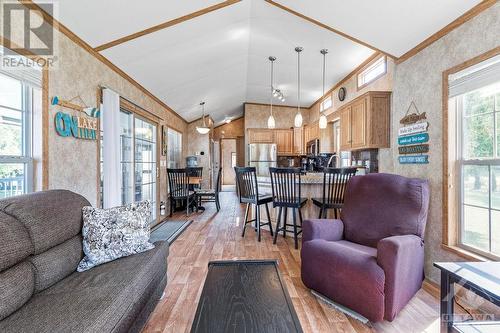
[339,91,391,151]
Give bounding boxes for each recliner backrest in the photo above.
[340,173,429,248]
[0,190,90,320]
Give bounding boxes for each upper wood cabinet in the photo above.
[293,127,303,154]
[247,129,274,143]
[274,129,294,155]
[339,91,391,151]
[304,122,319,145]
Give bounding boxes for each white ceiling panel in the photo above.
[37,0,222,47]
[101,0,251,122]
[272,0,482,57]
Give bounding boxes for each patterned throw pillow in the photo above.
[77,201,155,272]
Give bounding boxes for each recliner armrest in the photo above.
[302,219,344,243]
[377,235,425,321]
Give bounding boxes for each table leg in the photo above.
[440,270,454,332]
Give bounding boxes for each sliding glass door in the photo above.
[119,110,157,222]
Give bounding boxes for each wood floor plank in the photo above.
[143,192,441,333]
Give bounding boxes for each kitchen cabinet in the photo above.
[293,127,303,154]
[304,122,319,145]
[274,129,294,155]
[339,91,391,151]
[248,129,274,143]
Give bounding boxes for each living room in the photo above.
[0,1,499,332]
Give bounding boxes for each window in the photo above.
[100,107,158,223]
[357,56,387,89]
[449,54,500,258]
[320,96,332,112]
[167,128,182,168]
[0,71,40,199]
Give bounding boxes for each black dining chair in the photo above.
[167,168,197,216]
[234,166,273,242]
[269,167,307,249]
[187,167,203,190]
[196,167,222,211]
[312,167,357,219]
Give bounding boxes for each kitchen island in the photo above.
[249,172,337,236]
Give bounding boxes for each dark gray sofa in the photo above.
[0,190,168,333]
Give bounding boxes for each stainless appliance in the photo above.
[306,139,320,156]
[248,143,277,176]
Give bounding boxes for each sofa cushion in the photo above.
[29,235,83,292]
[0,211,33,271]
[0,190,90,254]
[341,173,429,248]
[0,261,35,320]
[301,239,385,322]
[78,201,155,272]
[0,241,168,333]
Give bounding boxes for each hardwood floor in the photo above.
[142,192,441,333]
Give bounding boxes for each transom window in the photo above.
[320,96,332,112]
[450,54,500,258]
[357,56,387,89]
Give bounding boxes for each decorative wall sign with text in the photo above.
[52,95,99,140]
[398,101,429,164]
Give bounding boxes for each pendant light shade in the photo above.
[268,56,276,129]
[196,102,210,134]
[319,49,329,129]
[294,46,303,128]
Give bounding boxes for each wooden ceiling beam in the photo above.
[264,0,397,59]
[94,0,242,52]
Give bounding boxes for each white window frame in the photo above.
[0,72,35,198]
[167,127,182,169]
[320,96,332,112]
[454,84,500,260]
[357,56,387,90]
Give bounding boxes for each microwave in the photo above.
[306,139,320,156]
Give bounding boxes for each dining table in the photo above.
[188,176,205,211]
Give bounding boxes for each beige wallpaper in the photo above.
[379,3,500,283]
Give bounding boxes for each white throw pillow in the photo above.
[77,201,155,272]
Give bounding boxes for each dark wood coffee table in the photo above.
[190,260,303,333]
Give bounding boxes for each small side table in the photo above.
[434,262,500,332]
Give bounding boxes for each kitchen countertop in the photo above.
[256,173,324,184]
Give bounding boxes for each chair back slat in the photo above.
[234,167,259,202]
[269,167,301,207]
[187,167,203,178]
[322,167,357,205]
[215,167,223,193]
[167,168,189,199]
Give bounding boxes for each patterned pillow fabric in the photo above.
[77,201,155,272]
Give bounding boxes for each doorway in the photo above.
[220,138,237,189]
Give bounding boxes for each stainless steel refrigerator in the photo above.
[248,143,277,176]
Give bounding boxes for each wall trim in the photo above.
[94,0,241,51]
[19,0,187,124]
[42,65,49,190]
[396,0,498,64]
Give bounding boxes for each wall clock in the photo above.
[338,87,347,101]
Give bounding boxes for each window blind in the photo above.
[449,54,500,98]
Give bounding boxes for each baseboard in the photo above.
[422,278,440,298]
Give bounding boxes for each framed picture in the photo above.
[161,125,167,156]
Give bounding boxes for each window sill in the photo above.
[441,244,489,262]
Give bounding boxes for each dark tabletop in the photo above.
[190,260,303,333]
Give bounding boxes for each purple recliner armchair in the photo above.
[301,173,430,322]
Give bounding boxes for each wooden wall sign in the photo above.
[398,122,429,136]
[398,144,429,155]
[399,155,429,164]
[55,111,98,140]
[398,133,429,145]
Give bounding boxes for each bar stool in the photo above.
[312,167,357,219]
[269,167,307,249]
[234,167,273,242]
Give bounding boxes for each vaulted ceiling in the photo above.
[39,0,482,123]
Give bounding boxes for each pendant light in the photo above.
[268,56,276,129]
[319,49,328,129]
[196,102,210,134]
[294,46,303,128]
